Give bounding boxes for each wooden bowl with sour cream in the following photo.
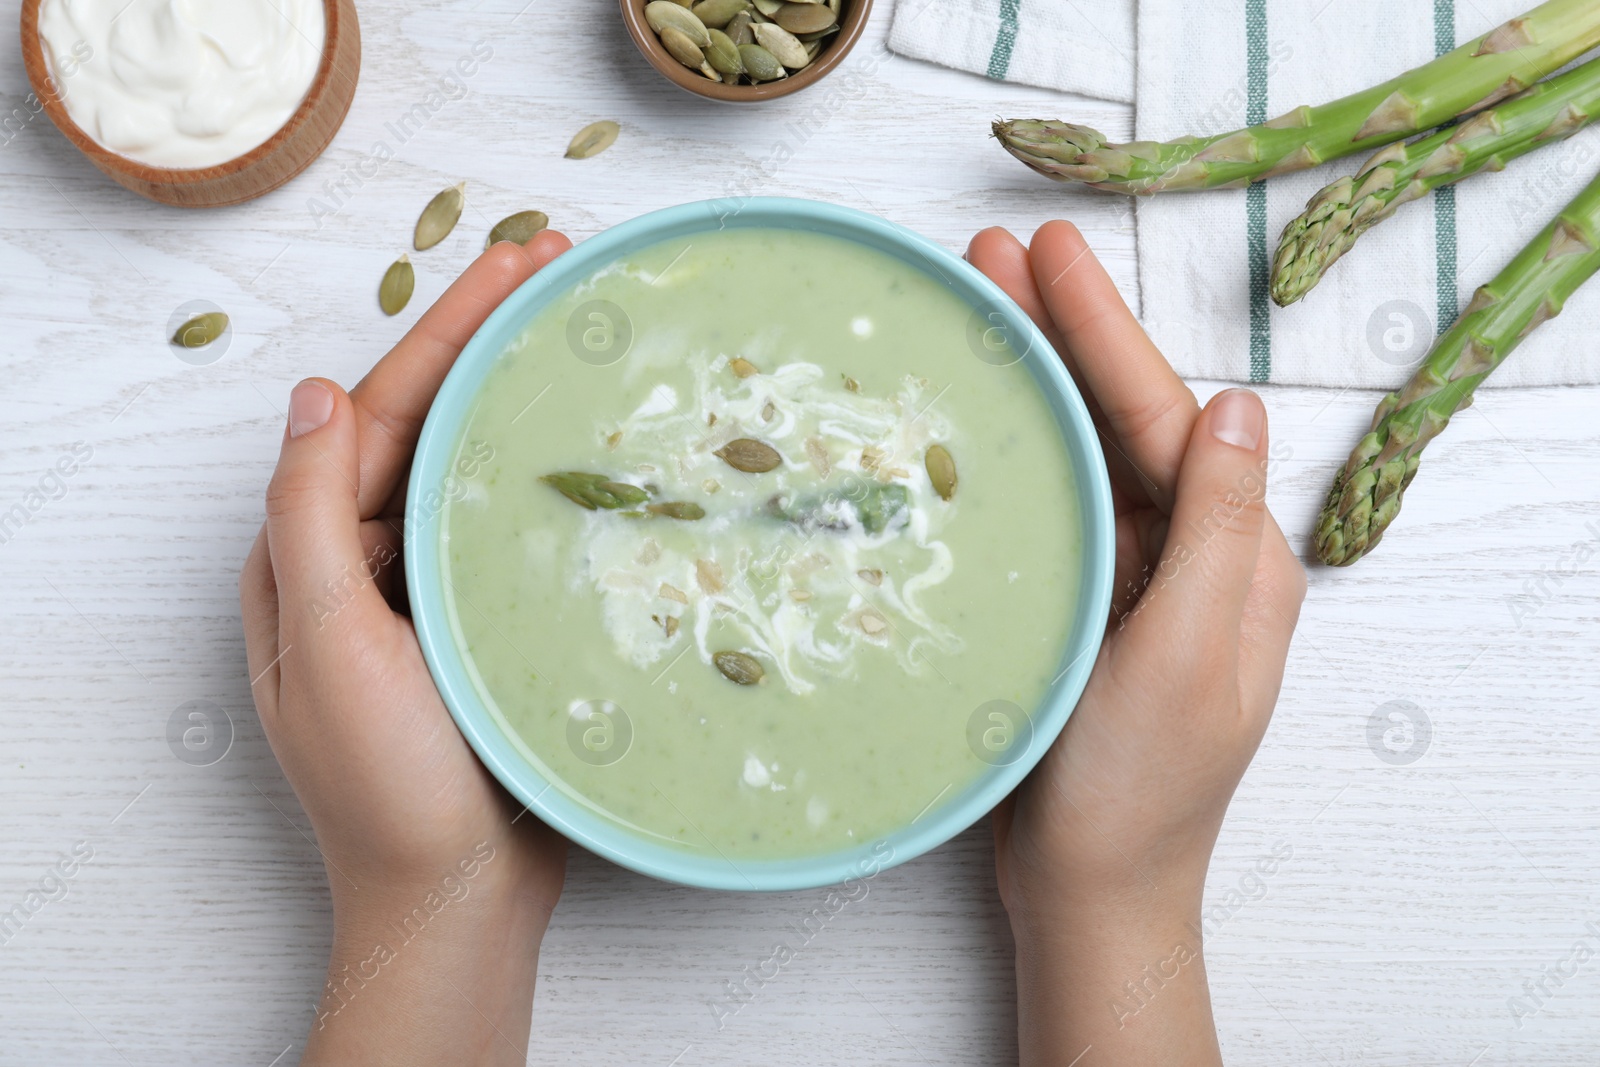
[19,0,361,208]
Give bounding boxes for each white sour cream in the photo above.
[37,0,327,169]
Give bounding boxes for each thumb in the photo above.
[265,378,388,643]
[1130,389,1270,659]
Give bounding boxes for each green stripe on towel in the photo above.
[1435,0,1460,332]
[1246,0,1271,382]
[986,0,1021,80]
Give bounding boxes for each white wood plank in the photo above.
[1,2,1597,1064]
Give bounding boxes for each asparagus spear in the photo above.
[1314,169,1600,566]
[994,0,1600,195]
[541,472,649,510]
[769,483,911,535]
[1274,56,1600,306]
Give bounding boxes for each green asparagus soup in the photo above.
[442,227,1082,861]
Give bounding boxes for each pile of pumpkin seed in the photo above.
[642,0,843,85]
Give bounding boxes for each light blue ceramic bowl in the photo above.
[406,197,1115,892]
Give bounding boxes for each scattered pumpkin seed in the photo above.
[664,615,680,638]
[485,209,549,249]
[647,501,706,520]
[859,611,887,636]
[645,0,712,46]
[730,356,760,377]
[713,650,765,685]
[171,311,228,348]
[774,1,835,33]
[660,582,689,603]
[925,443,957,501]
[752,0,782,14]
[843,375,860,392]
[692,0,749,28]
[761,399,776,422]
[738,42,784,81]
[659,23,707,68]
[857,568,883,586]
[753,22,808,67]
[379,255,415,316]
[566,120,620,159]
[715,437,782,472]
[414,183,464,251]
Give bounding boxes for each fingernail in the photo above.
[1210,389,1264,450]
[288,380,334,438]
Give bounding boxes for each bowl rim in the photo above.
[18,0,353,183]
[405,197,1116,891]
[618,0,874,103]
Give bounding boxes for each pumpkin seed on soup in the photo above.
[925,444,957,500]
[696,558,725,594]
[713,650,765,685]
[715,437,782,472]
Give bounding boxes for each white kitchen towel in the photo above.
[890,0,1600,387]
[1137,0,1600,387]
[888,0,1137,103]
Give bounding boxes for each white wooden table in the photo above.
[3,3,1598,1064]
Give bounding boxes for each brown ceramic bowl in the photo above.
[19,0,360,208]
[621,0,873,103]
